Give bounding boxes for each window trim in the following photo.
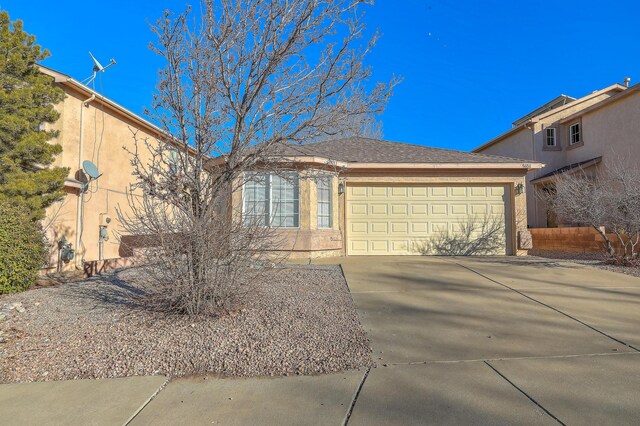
[568,122,583,147]
[316,175,333,229]
[545,127,557,147]
[242,172,300,228]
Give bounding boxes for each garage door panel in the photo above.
[350,222,368,234]
[391,222,409,234]
[370,204,388,215]
[346,184,510,255]
[389,240,409,253]
[370,240,389,253]
[370,222,389,234]
[411,222,429,233]
[470,204,488,215]
[411,187,427,197]
[430,187,447,197]
[450,187,467,197]
[450,204,468,215]
[350,203,368,215]
[431,204,448,215]
[391,204,409,216]
[370,187,388,197]
[410,204,428,215]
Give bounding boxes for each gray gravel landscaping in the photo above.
[0,265,372,383]
[529,250,640,279]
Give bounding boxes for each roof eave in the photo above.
[39,65,198,157]
[530,157,601,185]
[345,161,544,171]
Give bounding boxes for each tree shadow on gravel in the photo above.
[60,269,152,314]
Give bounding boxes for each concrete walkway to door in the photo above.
[328,256,640,425]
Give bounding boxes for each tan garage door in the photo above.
[346,184,511,255]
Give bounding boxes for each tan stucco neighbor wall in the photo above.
[475,84,636,228]
[43,79,165,271]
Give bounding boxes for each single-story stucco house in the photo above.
[227,137,542,258]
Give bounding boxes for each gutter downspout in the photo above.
[525,120,537,228]
[75,94,96,269]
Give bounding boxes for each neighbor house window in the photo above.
[569,123,581,145]
[168,149,180,175]
[243,172,299,227]
[317,176,332,229]
[545,128,556,147]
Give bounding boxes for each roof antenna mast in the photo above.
[82,52,116,86]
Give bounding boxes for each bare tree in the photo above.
[539,160,640,264]
[415,214,506,256]
[118,0,397,316]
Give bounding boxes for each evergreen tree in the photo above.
[0,10,67,221]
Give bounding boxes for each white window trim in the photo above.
[317,176,333,229]
[569,123,581,145]
[242,172,300,228]
[545,127,556,147]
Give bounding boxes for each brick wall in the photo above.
[529,227,606,253]
[530,227,639,255]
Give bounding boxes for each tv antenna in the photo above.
[82,52,116,86]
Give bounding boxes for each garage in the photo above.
[346,184,512,255]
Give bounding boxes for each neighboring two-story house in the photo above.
[473,80,640,228]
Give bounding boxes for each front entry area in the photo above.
[346,184,512,255]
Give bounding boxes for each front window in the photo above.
[545,128,556,147]
[317,176,332,229]
[569,123,581,145]
[243,172,299,227]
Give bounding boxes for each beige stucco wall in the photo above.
[44,84,162,271]
[476,87,627,228]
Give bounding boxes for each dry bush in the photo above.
[117,0,396,316]
[539,160,640,264]
[416,214,506,256]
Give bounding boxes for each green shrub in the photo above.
[0,201,47,294]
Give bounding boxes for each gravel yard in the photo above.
[529,250,640,279]
[0,265,372,383]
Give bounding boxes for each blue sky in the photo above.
[3,0,639,151]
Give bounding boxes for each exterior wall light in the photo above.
[515,183,525,195]
[338,182,345,195]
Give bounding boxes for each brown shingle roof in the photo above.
[276,137,530,164]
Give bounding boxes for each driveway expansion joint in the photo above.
[342,366,371,426]
[125,377,170,425]
[484,361,567,426]
[456,262,640,353]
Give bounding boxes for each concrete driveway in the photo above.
[2,256,639,425]
[339,256,640,425]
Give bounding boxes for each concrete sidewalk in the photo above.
[0,375,167,426]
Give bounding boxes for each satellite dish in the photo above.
[82,160,101,180]
[82,52,117,86]
[89,51,104,72]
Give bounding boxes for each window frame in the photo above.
[242,172,300,228]
[545,127,557,147]
[569,122,581,146]
[316,175,333,229]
